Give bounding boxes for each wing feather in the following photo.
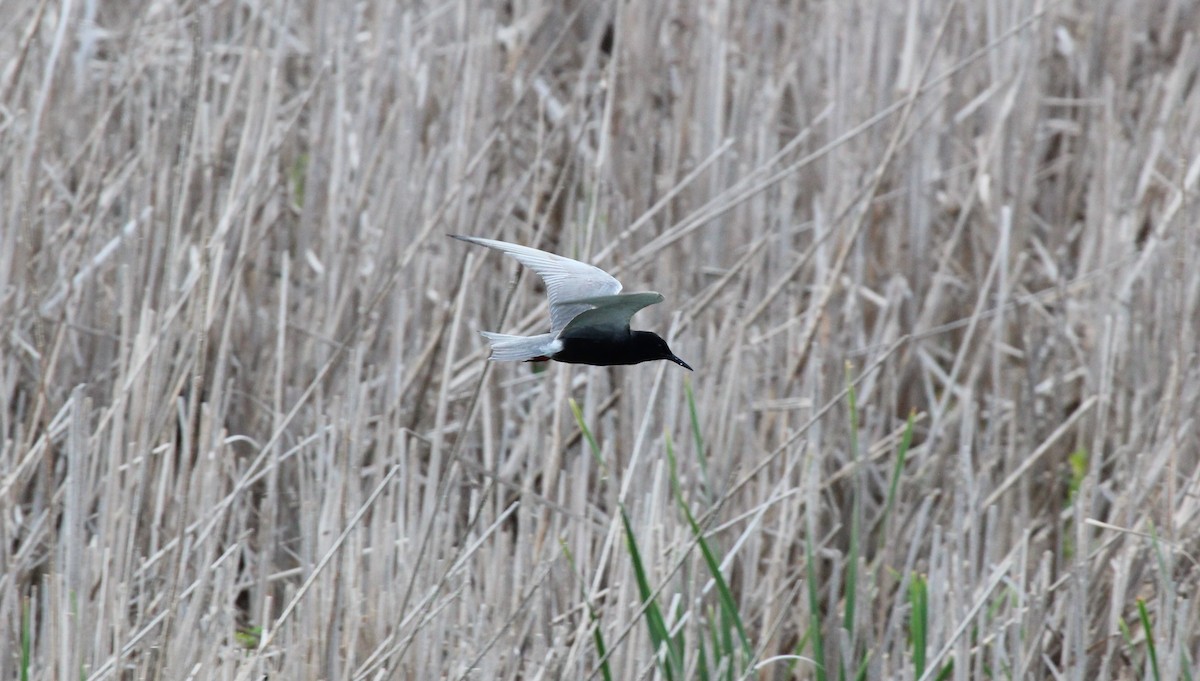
[452,235,622,333]
[560,292,665,336]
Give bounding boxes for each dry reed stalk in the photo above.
[1,1,1198,679]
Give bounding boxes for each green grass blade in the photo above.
[21,597,31,681]
[1137,598,1161,681]
[684,378,712,498]
[709,605,724,679]
[806,534,827,681]
[909,573,928,678]
[696,628,711,681]
[622,507,682,680]
[665,432,751,667]
[569,398,607,471]
[1066,448,1088,504]
[792,626,814,675]
[843,364,862,680]
[883,411,916,522]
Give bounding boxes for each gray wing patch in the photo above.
[560,292,665,335]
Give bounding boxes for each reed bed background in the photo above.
[3,0,1199,678]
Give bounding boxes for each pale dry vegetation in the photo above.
[3,0,1200,679]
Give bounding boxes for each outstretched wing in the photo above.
[559,292,665,336]
[452,235,622,333]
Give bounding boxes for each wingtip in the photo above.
[449,234,496,248]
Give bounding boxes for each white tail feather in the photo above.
[479,332,560,362]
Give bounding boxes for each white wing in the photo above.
[453,235,622,333]
[560,292,665,335]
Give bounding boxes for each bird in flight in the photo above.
[451,235,692,370]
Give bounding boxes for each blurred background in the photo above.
[2,1,1199,678]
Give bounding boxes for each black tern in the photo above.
[452,235,692,370]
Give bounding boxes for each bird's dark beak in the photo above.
[669,355,693,371]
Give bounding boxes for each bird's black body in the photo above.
[554,329,692,369]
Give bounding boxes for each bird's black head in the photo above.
[633,331,693,371]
